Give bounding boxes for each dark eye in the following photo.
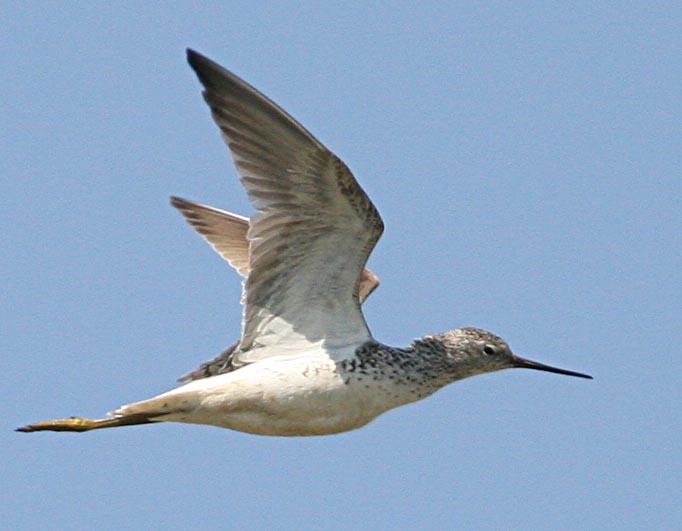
[483,345,495,355]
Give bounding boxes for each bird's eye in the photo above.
[483,345,495,355]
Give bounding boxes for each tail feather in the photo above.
[16,413,155,433]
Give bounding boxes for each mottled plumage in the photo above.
[18,50,590,436]
[170,196,379,382]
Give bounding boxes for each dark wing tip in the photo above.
[170,196,192,209]
[186,48,203,66]
[186,48,225,89]
[169,197,206,229]
[170,197,204,228]
[186,48,209,78]
[170,197,197,219]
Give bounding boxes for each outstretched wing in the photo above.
[170,196,380,302]
[187,50,384,366]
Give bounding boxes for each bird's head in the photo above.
[430,327,592,380]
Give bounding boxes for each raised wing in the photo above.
[170,196,250,276]
[170,196,380,302]
[187,50,384,366]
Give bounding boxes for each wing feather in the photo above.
[187,50,384,367]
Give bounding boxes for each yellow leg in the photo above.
[16,414,153,433]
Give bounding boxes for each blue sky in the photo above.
[3,3,680,530]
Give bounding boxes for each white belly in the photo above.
[117,357,415,436]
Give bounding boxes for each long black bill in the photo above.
[512,356,592,379]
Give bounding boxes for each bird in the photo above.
[17,50,591,436]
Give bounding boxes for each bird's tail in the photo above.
[16,413,154,433]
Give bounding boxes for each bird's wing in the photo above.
[170,196,380,302]
[187,50,384,365]
[170,196,250,276]
[357,268,380,305]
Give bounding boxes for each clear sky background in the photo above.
[3,3,680,530]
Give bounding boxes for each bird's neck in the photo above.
[345,338,457,398]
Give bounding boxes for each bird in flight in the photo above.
[18,50,591,436]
